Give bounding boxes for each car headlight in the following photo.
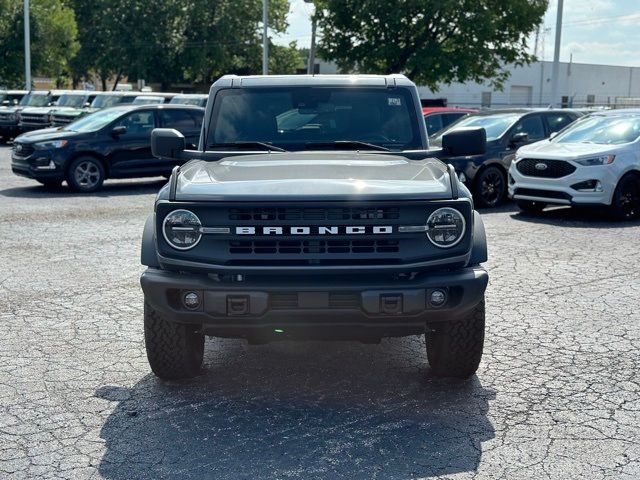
[162,209,202,250]
[575,155,615,166]
[426,207,466,248]
[34,139,68,149]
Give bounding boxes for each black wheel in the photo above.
[37,180,62,189]
[516,200,547,214]
[474,166,506,208]
[144,302,204,380]
[66,156,105,192]
[611,173,640,220]
[425,300,485,378]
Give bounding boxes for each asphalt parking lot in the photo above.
[0,145,639,480]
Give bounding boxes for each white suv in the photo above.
[508,109,640,219]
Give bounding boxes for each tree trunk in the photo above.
[112,71,122,91]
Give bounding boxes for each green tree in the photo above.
[314,0,547,89]
[270,42,304,75]
[0,0,78,88]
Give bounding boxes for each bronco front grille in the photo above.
[229,239,400,255]
[229,206,400,221]
[516,159,576,178]
[51,115,74,125]
[19,114,49,125]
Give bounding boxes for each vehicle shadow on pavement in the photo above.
[510,206,640,228]
[0,179,167,198]
[95,338,495,480]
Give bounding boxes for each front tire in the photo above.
[144,302,204,380]
[474,166,507,208]
[611,173,640,220]
[66,156,105,192]
[516,200,547,214]
[425,300,485,378]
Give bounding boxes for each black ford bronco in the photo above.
[140,74,488,380]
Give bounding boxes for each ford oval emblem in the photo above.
[535,162,548,171]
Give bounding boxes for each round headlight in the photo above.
[162,209,202,250]
[426,207,466,248]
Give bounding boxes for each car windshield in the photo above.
[553,115,640,145]
[62,108,127,133]
[431,113,522,144]
[91,94,124,109]
[206,87,421,151]
[56,93,87,108]
[133,96,164,105]
[20,93,51,107]
[170,96,204,106]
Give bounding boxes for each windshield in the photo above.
[431,113,521,144]
[207,87,421,151]
[553,115,640,145]
[20,93,51,107]
[56,93,87,108]
[62,108,127,133]
[133,96,164,105]
[91,94,124,109]
[170,96,205,106]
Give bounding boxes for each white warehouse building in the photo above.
[315,59,640,109]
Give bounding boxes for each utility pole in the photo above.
[24,0,31,90]
[262,0,268,75]
[305,0,316,75]
[550,0,564,107]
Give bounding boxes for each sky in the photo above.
[274,0,640,67]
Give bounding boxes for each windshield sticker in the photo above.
[388,97,402,106]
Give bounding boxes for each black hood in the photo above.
[174,151,453,202]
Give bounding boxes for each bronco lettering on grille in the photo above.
[236,226,394,235]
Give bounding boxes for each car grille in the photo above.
[514,188,572,201]
[0,112,14,123]
[516,159,576,178]
[229,239,400,255]
[229,206,400,221]
[20,114,49,125]
[12,143,35,157]
[270,292,360,309]
[51,115,74,126]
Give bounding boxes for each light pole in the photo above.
[262,0,268,75]
[550,0,564,107]
[304,0,316,75]
[24,0,31,90]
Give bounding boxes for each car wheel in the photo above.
[144,302,204,380]
[516,200,547,214]
[611,173,640,220]
[67,157,105,192]
[474,166,506,208]
[425,300,485,379]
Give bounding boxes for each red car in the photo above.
[423,107,478,137]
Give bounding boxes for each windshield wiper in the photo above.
[305,140,390,152]
[208,141,287,152]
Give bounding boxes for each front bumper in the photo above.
[508,162,618,206]
[140,266,488,338]
[11,150,66,181]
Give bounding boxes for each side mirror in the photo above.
[84,102,91,107]
[111,125,127,136]
[151,128,185,160]
[441,127,486,156]
[510,132,529,145]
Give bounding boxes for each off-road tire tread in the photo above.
[425,300,485,378]
[144,302,204,380]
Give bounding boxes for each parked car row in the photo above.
[11,104,204,192]
[0,89,207,141]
